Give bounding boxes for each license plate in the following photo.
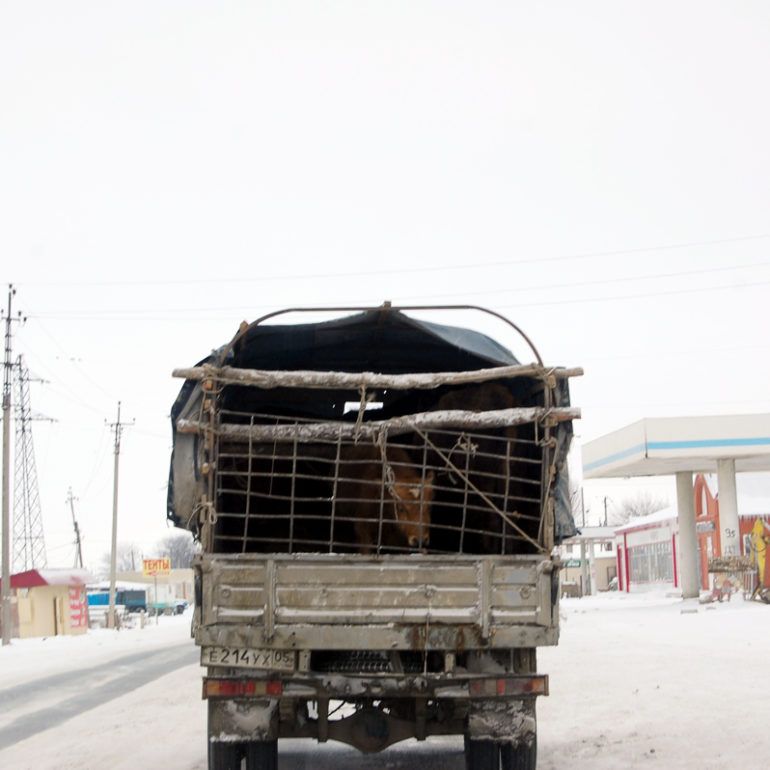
[201,646,295,671]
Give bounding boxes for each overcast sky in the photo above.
[2,1,770,569]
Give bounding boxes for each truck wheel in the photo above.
[464,736,499,770]
[500,737,537,770]
[244,740,277,770]
[208,741,242,770]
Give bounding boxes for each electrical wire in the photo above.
[24,273,770,321]
[13,232,770,287]
[493,276,770,310]
[33,317,117,401]
[19,255,770,316]
[19,256,770,317]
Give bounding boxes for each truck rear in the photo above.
[167,304,579,770]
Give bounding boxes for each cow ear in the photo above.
[425,471,435,484]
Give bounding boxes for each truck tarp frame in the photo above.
[167,306,578,542]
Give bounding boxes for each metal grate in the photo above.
[210,409,546,556]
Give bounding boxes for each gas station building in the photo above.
[583,414,770,599]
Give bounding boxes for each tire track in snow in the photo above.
[0,642,197,750]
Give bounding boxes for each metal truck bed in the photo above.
[196,552,559,653]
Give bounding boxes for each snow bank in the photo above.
[0,610,193,690]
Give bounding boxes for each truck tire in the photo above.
[208,741,242,770]
[500,737,537,770]
[464,736,499,770]
[244,740,277,770]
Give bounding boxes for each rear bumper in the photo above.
[204,673,544,749]
[202,671,548,701]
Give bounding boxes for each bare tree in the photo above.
[99,541,142,578]
[611,491,669,525]
[569,481,585,525]
[155,531,198,569]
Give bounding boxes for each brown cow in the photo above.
[336,443,434,553]
[431,382,520,554]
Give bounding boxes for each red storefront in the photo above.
[615,474,769,593]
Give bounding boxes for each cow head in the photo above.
[392,471,435,548]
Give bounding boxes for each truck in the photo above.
[167,304,580,770]
[87,586,147,613]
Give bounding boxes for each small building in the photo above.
[0,568,91,639]
[615,508,679,592]
[559,525,617,596]
[613,474,770,593]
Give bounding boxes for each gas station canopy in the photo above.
[583,414,770,479]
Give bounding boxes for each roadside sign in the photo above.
[142,558,171,577]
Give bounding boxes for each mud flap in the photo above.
[467,698,536,747]
[208,698,279,743]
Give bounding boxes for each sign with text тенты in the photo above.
[143,558,171,577]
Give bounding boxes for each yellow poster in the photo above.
[750,519,767,586]
[142,558,171,576]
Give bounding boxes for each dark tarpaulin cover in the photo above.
[229,309,520,373]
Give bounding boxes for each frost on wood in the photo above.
[172,363,583,390]
[177,406,580,442]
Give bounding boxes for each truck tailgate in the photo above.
[196,553,558,651]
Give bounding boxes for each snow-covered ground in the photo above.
[1,595,768,769]
[0,611,194,690]
[539,592,770,770]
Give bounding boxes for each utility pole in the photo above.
[67,487,84,569]
[2,285,24,646]
[106,402,133,629]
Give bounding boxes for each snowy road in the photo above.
[0,643,197,751]
[1,597,769,769]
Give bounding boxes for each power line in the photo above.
[493,276,770,310]
[13,335,107,416]
[14,232,770,288]
[391,259,770,303]
[582,396,770,409]
[576,342,770,363]
[24,273,770,321]
[21,258,770,316]
[32,318,117,402]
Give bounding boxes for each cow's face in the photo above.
[393,471,434,548]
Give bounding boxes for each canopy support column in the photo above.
[716,458,740,558]
[676,472,699,599]
[587,540,598,596]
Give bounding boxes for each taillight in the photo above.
[468,675,548,697]
[203,679,283,698]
